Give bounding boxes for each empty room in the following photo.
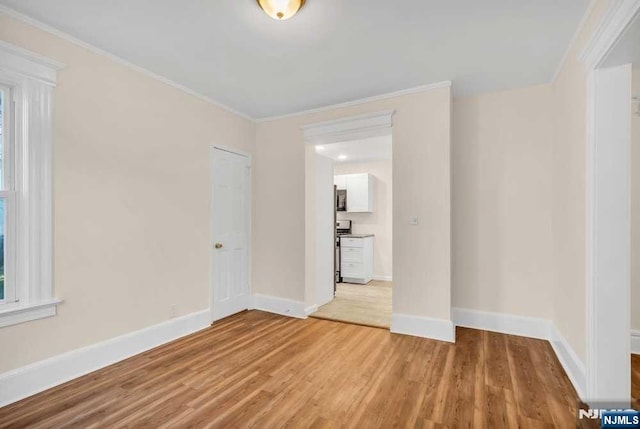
[0,1,639,428]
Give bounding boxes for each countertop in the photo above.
[339,234,375,238]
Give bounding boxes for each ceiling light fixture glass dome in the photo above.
[256,0,306,20]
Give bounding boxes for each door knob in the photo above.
[214,243,223,249]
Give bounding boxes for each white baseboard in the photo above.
[305,304,318,316]
[373,275,393,282]
[549,324,587,399]
[452,307,586,400]
[391,313,455,343]
[0,309,211,408]
[452,307,551,340]
[632,330,640,355]
[252,294,307,319]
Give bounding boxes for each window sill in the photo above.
[0,299,62,328]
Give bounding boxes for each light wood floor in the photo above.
[310,280,392,328]
[0,310,584,428]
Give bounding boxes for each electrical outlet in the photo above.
[170,304,177,319]
[409,216,419,225]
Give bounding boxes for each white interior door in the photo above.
[211,147,251,321]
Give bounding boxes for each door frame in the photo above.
[581,0,640,403]
[210,145,253,324]
[302,110,395,320]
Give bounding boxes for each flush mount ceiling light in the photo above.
[256,0,306,20]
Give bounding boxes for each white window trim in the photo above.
[0,41,63,328]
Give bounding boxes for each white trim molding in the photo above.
[0,309,211,407]
[452,307,586,400]
[581,0,639,404]
[452,308,551,340]
[261,81,452,123]
[304,304,318,317]
[372,275,393,282]
[0,40,64,85]
[251,294,309,319]
[586,64,633,403]
[391,313,455,343]
[551,0,599,82]
[579,0,640,70]
[0,5,452,123]
[0,299,61,328]
[632,330,640,355]
[303,110,395,146]
[549,325,587,400]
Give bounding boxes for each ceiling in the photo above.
[0,0,591,119]
[316,135,392,164]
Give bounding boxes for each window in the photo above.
[0,41,62,327]
[0,84,11,304]
[0,82,18,310]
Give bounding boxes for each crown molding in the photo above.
[257,80,452,123]
[0,6,453,124]
[579,0,640,70]
[0,5,254,121]
[551,0,598,83]
[0,5,452,123]
[0,5,455,124]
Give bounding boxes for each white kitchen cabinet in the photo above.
[334,175,347,190]
[334,173,374,212]
[340,236,373,284]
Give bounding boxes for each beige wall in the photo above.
[450,0,612,363]
[632,66,640,331]
[452,84,554,318]
[0,13,255,373]
[335,159,393,280]
[550,0,612,363]
[255,87,451,319]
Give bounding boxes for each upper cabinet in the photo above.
[334,173,375,213]
[334,175,347,191]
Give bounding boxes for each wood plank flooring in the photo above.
[633,353,640,409]
[310,281,392,329]
[0,311,584,428]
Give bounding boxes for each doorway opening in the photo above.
[314,137,392,328]
[303,111,394,329]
